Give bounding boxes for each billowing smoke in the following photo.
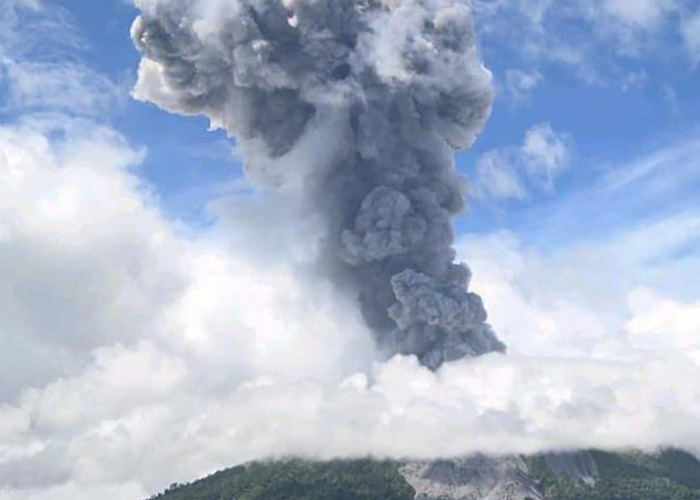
[131,0,504,369]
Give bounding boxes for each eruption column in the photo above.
[132,0,505,369]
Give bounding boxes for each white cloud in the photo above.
[2,60,123,117]
[0,117,376,498]
[0,119,187,398]
[602,0,677,28]
[0,1,123,117]
[473,0,690,83]
[475,122,570,201]
[0,482,146,500]
[475,151,528,201]
[457,209,700,359]
[522,123,570,189]
[681,9,700,64]
[503,69,542,103]
[626,288,700,355]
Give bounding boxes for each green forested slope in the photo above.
[526,450,700,500]
[149,450,700,500]
[147,459,415,500]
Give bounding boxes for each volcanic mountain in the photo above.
[147,449,700,500]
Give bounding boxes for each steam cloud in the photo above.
[131,0,504,369]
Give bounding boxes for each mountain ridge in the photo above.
[146,449,700,500]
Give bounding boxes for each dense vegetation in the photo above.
[149,450,700,500]
[527,449,700,500]
[147,459,415,500]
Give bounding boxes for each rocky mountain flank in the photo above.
[148,449,700,500]
[400,452,596,500]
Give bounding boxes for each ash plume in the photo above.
[131,0,505,369]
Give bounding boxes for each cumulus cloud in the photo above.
[626,288,700,356]
[3,219,700,498]
[0,116,377,499]
[476,122,570,201]
[0,119,186,398]
[457,209,700,358]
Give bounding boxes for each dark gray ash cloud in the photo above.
[131,0,504,369]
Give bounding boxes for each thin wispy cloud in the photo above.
[682,9,700,64]
[490,131,700,250]
[475,123,571,202]
[473,0,698,86]
[0,1,124,118]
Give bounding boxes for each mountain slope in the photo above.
[147,459,415,500]
[147,450,700,500]
[527,450,700,500]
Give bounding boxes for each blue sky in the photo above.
[1,2,700,498]
[8,0,699,241]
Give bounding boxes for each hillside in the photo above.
[147,459,415,500]
[526,450,700,500]
[147,450,700,500]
